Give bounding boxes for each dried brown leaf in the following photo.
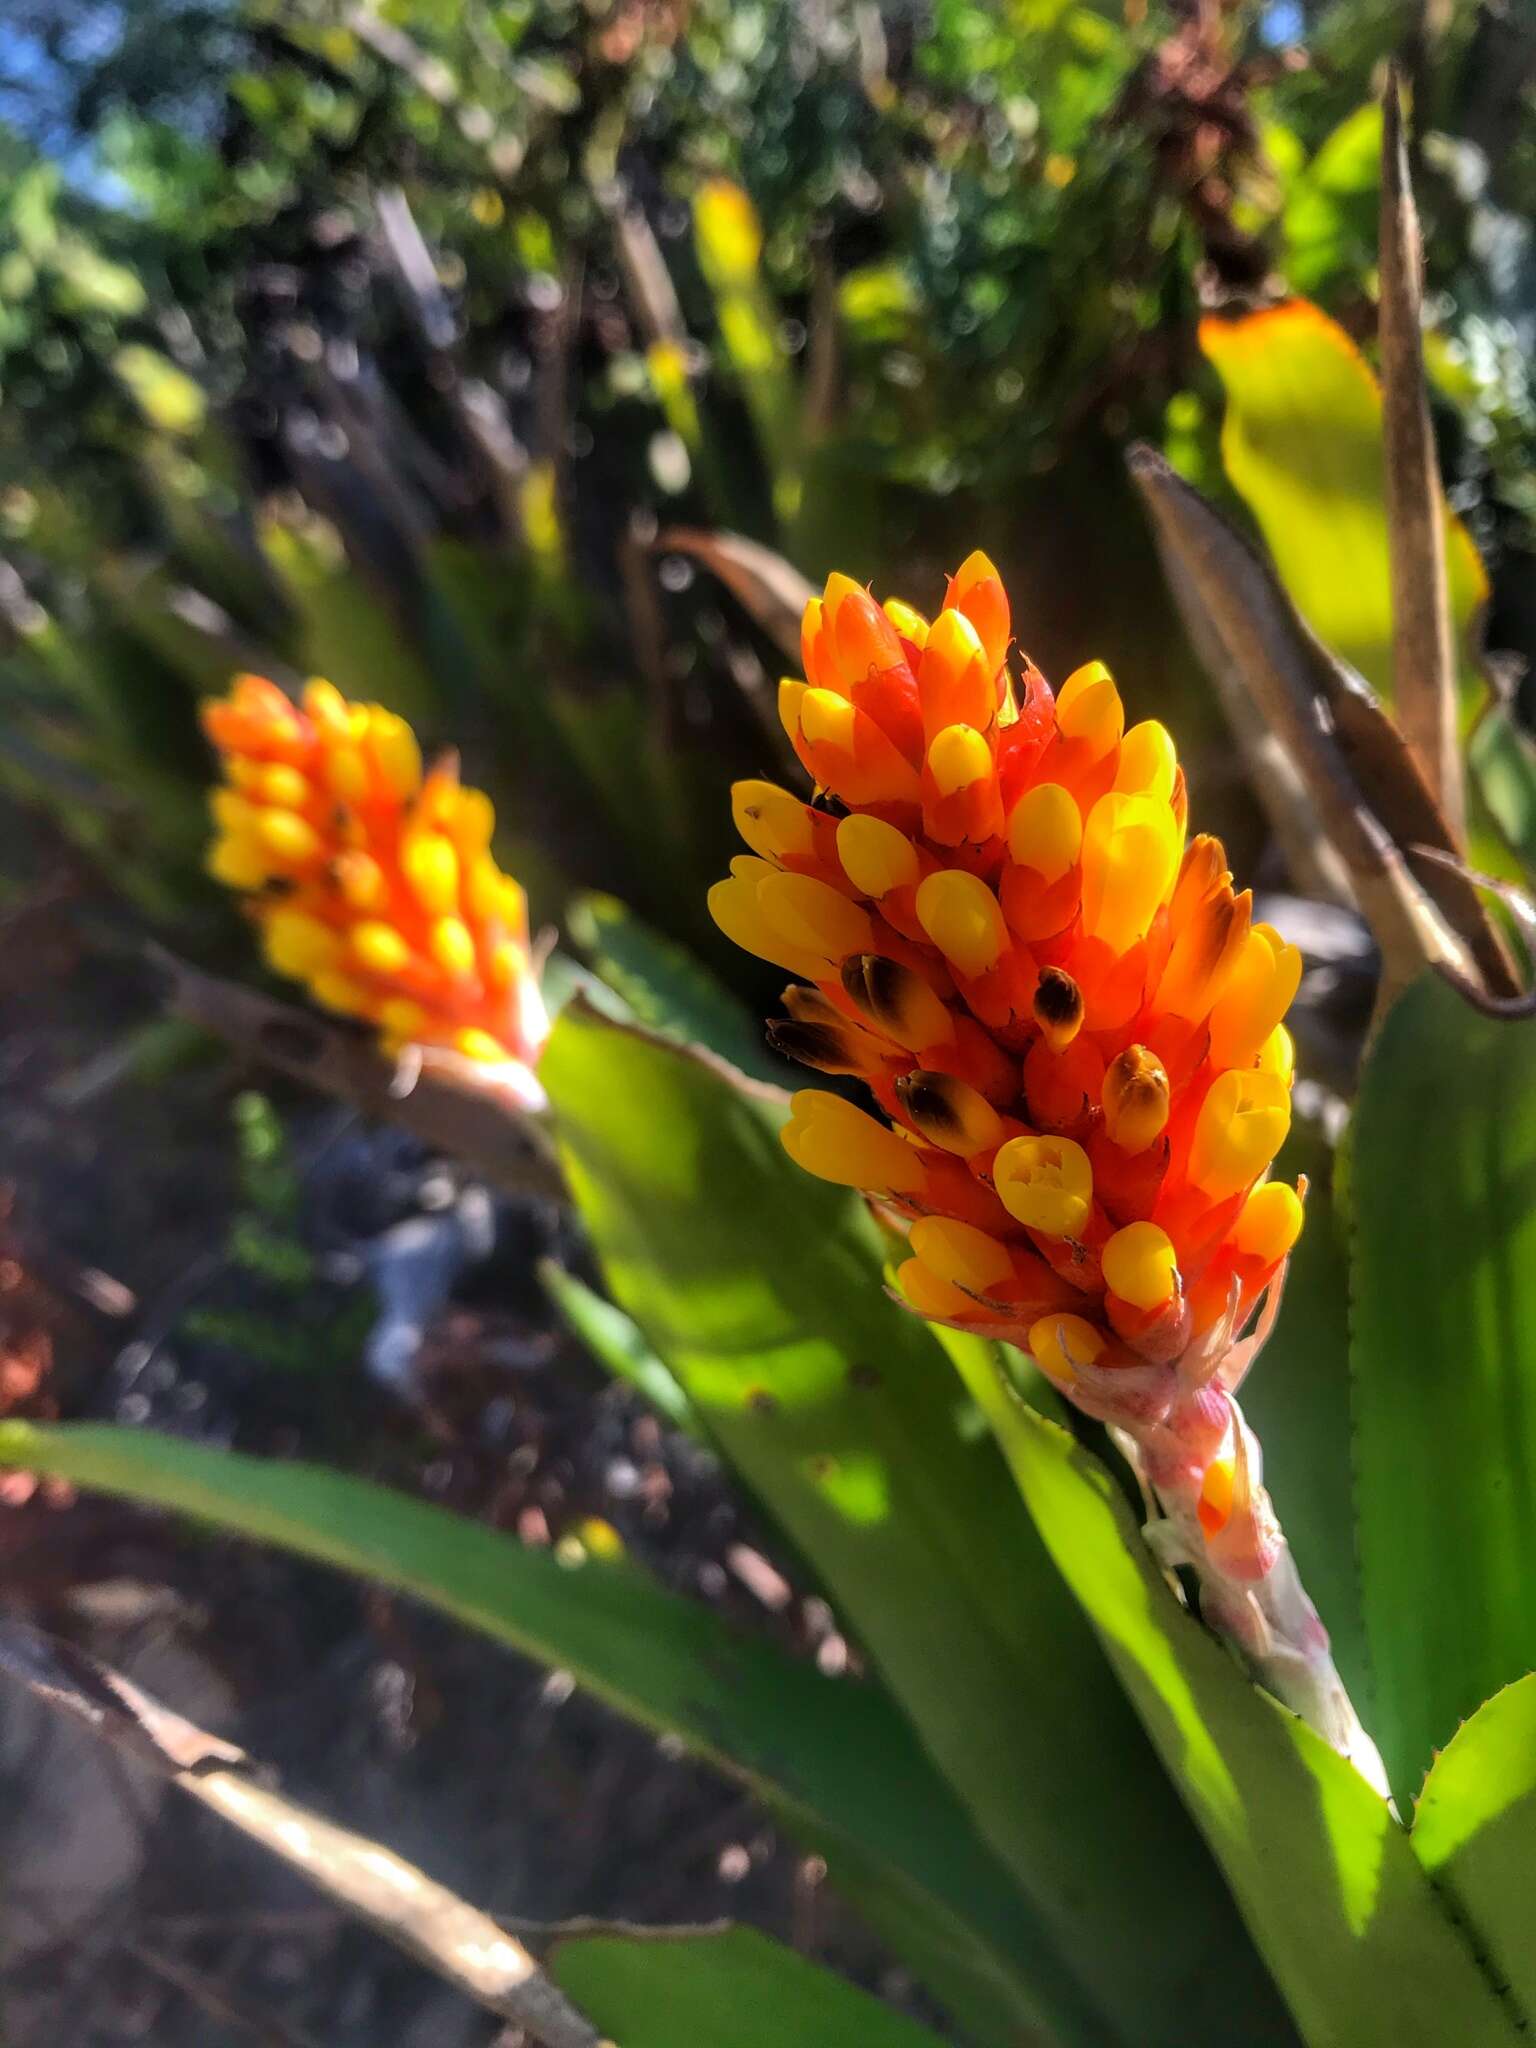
[1127,446,1519,1004]
[1379,68,1463,838]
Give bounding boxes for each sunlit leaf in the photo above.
[1350,974,1536,1805]
[1412,1674,1536,2022]
[565,890,780,1084]
[976,1393,1522,2048]
[553,1928,945,2048]
[0,1420,1048,2048]
[539,1259,701,1436]
[1200,299,1488,705]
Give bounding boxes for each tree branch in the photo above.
[0,1621,610,2048]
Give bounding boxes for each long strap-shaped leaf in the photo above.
[0,1418,1045,2048]
[1350,975,1536,1807]
[552,1927,946,2048]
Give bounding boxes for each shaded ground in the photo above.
[0,854,915,2047]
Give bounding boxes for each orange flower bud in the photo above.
[713,552,1301,1444]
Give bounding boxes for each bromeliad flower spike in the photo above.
[202,676,548,1107]
[710,554,1389,1797]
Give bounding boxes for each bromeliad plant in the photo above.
[22,517,1532,2048]
[10,80,1536,2022]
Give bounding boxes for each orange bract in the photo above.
[201,675,547,1099]
[710,553,1302,1408]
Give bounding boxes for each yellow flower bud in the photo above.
[1114,720,1177,801]
[994,1135,1093,1237]
[1102,1221,1178,1310]
[454,1026,511,1063]
[780,1091,927,1194]
[1007,782,1081,881]
[1028,1312,1105,1384]
[206,834,268,889]
[757,870,875,962]
[708,872,826,980]
[1256,1023,1295,1083]
[430,917,478,978]
[1054,661,1123,756]
[1233,1181,1304,1263]
[778,677,807,739]
[732,780,817,864]
[310,969,371,1018]
[927,724,993,796]
[263,910,341,978]
[799,686,859,753]
[256,809,322,866]
[323,745,370,804]
[378,997,427,1044]
[401,830,460,917]
[448,786,496,853]
[1079,793,1180,952]
[350,921,411,978]
[1189,1070,1292,1202]
[882,597,929,647]
[895,1257,977,1321]
[210,788,256,835]
[915,870,1007,978]
[366,708,422,799]
[302,678,351,731]
[944,549,1010,676]
[837,814,920,898]
[918,609,992,736]
[1208,926,1303,1070]
[908,1215,1013,1293]
[256,763,310,809]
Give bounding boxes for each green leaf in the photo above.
[552,1927,945,2048]
[541,1001,1303,2048]
[1350,974,1536,1806]
[566,891,781,1085]
[1282,104,1382,296]
[113,344,207,437]
[1200,298,1489,707]
[1468,706,1536,877]
[1412,1674,1536,2024]
[0,1420,1047,2048]
[539,1257,701,1436]
[977,1394,1522,2048]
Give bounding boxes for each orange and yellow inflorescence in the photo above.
[202,675,548,1103]
[710,555,1303,1563]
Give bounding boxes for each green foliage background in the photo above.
[2,0,1533,962]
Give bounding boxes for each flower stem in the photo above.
[1140,1395,1392,1803]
